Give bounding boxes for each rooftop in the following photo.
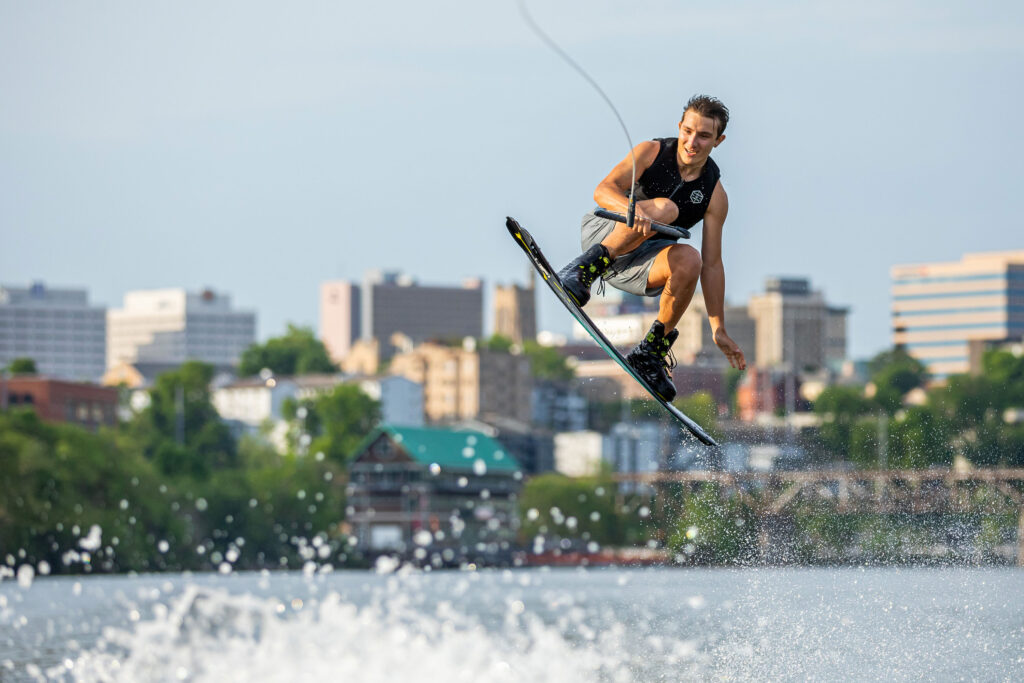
[354,424,521,473]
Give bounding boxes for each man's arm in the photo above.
[700,180,747,370]
[593,141,680,257]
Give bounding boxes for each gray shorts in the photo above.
[580,210,678,297]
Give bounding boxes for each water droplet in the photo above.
[16,564,34,589]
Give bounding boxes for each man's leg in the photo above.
[624,243,702,401]
[646,244,702,331]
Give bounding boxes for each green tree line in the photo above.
[813,348,1024,468]
[1,352,380,574]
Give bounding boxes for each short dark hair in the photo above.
[683,95,729,136]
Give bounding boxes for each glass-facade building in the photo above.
[891,251,1024,378]
[0,282,106,381]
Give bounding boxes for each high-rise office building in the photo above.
[493,276,537,344]
[826,305,850,368]
[748,277,845,371]
[107,288,256,370]
[891,251,1024,378]
[319,281,361,365]
[0,282,106,381]
[360,271,484,359]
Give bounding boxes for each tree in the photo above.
[282,383,380,464]
[868,347,928,414]
[0,409,187,573]
[6,358,37,374]
[481,334,515,353]
[925,350,1024,467]
[519,472,640,547]
[130,361,237,478]
[813,385,875,459]
[674,391,721,440]
[238,325,337,377]
[981,349,1024,407]
[887,406,952,469]
[522,340,574,382]
[667,483,756,564]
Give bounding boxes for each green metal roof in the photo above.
[357,424,521,473]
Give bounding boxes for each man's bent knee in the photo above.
[667,245,702,279]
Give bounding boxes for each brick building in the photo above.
[2,377,118,430]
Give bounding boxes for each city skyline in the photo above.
[2,1,1022,359]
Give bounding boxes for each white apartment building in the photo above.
[107,288,256,370]
[0,282,106,381]
[213,374,423,452]
[553,430,604,477]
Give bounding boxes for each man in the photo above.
[557,94,746,402]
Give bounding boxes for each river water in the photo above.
[1,566,1021,681]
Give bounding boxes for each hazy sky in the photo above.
[2,0,1022,359]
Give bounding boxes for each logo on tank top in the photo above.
[689,189,704,204]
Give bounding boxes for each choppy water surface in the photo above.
[1,566,1022,681]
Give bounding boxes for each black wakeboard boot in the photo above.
[626,320,679,401]
[556,244,612,308]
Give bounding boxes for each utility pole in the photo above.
[877,413,888,470]
[175,384,185,446]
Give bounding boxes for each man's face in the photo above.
[677,110,725,166]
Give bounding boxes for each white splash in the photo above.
[63,580,645,682]
[79,525,102,551]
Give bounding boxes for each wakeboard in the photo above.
[505,216,718,446]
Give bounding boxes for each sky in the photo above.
[2,0,1022,359]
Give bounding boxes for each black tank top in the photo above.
[635,137,720,230]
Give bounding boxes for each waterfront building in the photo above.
[0,282,106,381]
[389,340,532,424]
[107,288,256,371]
[347,425,522,556]
[891,251,1024,378]
[453,415,554,475]
[493,277,537,345]
[1,377,117,430]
